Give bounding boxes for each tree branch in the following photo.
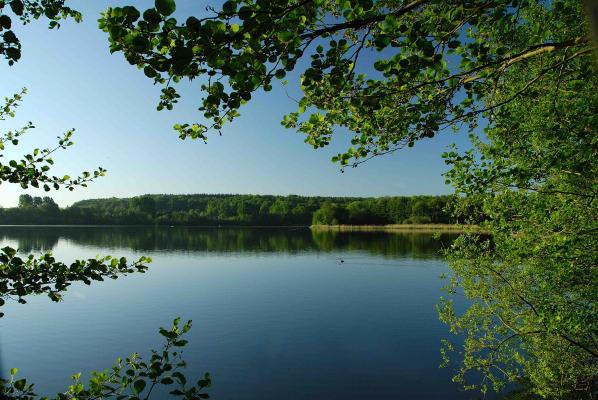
[300,0,429,39]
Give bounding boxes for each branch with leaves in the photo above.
[0,246,151,317]
[1,318,211,400]
[0,0,81,65]
[437,11,598,395]
[99,0,594,168]
[0,90,107,191]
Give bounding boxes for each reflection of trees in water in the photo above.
[0,228,60,253]
[311,230,455,259]
[0,227,457,259]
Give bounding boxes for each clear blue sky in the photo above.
[0,1,469,207]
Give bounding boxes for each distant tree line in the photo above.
[0,194,460,226]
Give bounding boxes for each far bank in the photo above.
[311,224,480,233]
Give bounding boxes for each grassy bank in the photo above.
[310,224,480,233]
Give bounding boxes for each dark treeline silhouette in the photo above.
[0,194,457,226]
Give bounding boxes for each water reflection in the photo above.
[0,226,476,400]
[0,226,455,259]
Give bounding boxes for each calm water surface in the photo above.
[0,226,480,399]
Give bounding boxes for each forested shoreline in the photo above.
[0,193,457,226]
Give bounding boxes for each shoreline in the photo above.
[310,224,480,233]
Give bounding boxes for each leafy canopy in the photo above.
[437,2,597,397]
[99,0,590,167]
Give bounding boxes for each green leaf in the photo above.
[155,0,176,16]
[143,8,161,23]
[0,15,12,29]
[3,30,18,44]
[14,378,26,391]
[133,379,146,394]
[144,66,158,78]
[222,1,236,14]
[277,31,294,43]
[172,371,186,385]
[9,0,24,16]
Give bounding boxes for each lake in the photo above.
[0,226,480,399]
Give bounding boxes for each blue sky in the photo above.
[0,1,469,207]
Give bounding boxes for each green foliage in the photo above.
[17,195,58,211]
[17,194,33,208]
[155,0,176,17]
[437,2,598,398]
[0,90,106,191]
[99,0,592,169]
[129,194,157,216]
[0,194,457,226]
[0,318,211,400]
[0,246,150,317]
[0,0,81,65]
[311,202,347,225]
